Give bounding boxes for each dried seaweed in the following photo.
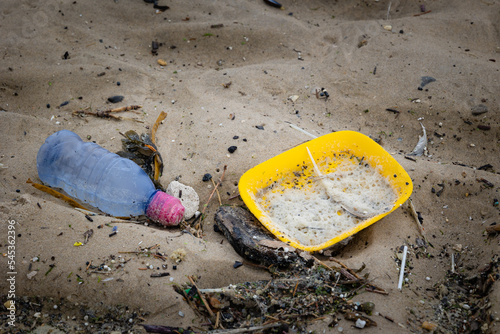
[116,130,164,189]
[26,178,87,210]
[151,111,167,181]
[116,112,168,189]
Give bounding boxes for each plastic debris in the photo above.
[408,123,427,156]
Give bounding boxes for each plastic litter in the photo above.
[239,131,413,251]
[36,130,184,226]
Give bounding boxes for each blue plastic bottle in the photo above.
[36,130,184,225]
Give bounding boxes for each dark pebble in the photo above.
[477,125,491,131]
[46,104,50,108]
[202,173,212,182]
[16,189,20,193]
[233,261,243,269]
[256,125,264,130]
[243,138,247,142]
[233,135,239,139]
[228,146,237,153]
[107,95,124,103]
[117,81,121,86]
[420,76,436,89]
[173,265,177,270]
[59,101,69,107]
[471,104,488,116]
[62,51,69,60]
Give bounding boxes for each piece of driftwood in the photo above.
[214,206,304,268]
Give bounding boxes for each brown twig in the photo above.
[188,276,215,318]
[194,165,227,233]
[328,257,388,294]
[328,258,362,280]
[85,260,92,271]
[413,10,431,16]
[211,178,222,206]
[72,105,143,122]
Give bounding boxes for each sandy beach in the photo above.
[1,0,499,333]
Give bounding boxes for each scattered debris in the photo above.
[170,248,187,263]
[151,40,159,55]
[407,122,427,156]
[315,88,329,100]
[173,255,382,332]
[72,105,142,121]
[83,229,93,244]
[471,104,488,115]
[157,59,167,66]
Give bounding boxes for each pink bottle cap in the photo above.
[146,191,185,226]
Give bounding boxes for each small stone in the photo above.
[288,95,299,102]
[228,146,237,153]
[383,25,392,31]
[360,302,375,315]
[27,271,38,279]
[178,311,184,317]
[355,319,366,329]
[107,95,124,103]
[157,59,167,66]
[202,173,212,182]
[116,81,121,86]
[471,104,488,115]
[167,181,199,220]
[422,321,437,331]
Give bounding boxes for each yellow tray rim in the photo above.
[238,130,413,252]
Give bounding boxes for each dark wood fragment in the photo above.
[214,206,299,267]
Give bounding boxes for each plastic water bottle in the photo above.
[36,130,185,226]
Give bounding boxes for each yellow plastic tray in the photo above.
[238,130,413,252]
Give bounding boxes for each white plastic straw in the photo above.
[398,245,408,290]
[288,123,318,139]
[451,253,455,273]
